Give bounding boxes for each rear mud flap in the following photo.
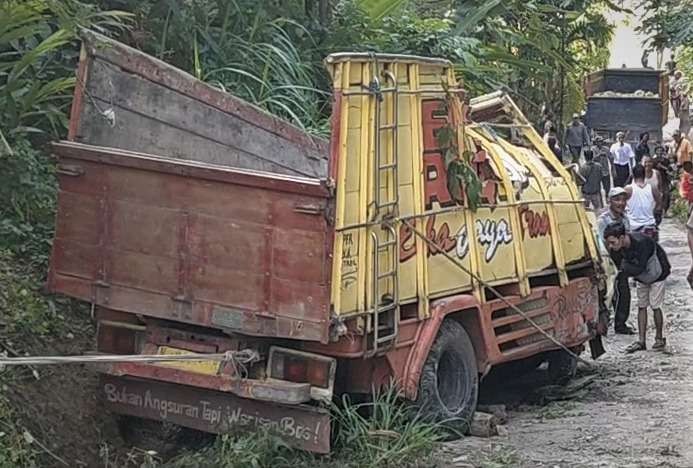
[101,375,331,453]
[589,336,606,359]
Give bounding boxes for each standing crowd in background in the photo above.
[539,87,693,354]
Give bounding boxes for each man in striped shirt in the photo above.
[598,187,634,334]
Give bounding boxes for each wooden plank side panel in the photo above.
[76,32,328,178]
[54,191,101,245]
[49,149,333,342]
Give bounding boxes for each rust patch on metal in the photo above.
[68,45,90,141]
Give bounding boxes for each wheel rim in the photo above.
[436,349,466,411]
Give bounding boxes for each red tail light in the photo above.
[267,347,336,401]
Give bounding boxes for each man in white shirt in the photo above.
[610,131,635,187]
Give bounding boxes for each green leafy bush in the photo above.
[0,249,68,342]
[0,140,57,268]
[0,398,38,468]
[0,0,131,143]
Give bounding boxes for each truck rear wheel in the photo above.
[414,319,478,432]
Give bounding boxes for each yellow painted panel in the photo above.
[473,208,517,283]
[348,62,363,86]
[344,132,362,194]
[397,126,414,186]
[550,185,586,263]
[397,122,418,302]
[347,102,362,129]
[420,211,473,296]
[517,181,554,273]
[419,65,445,84]
[326,53,597,318]
[157,346,219,375]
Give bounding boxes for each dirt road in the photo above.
[443,218,693,468]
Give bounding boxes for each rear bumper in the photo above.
[101,374,331,453]
[99,361,312,405]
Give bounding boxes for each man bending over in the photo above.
[603,222,671,353]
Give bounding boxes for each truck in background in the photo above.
[584,68,668,144]
[48,31,608,453]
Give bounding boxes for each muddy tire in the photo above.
[414,319,478,433]
[547,348,578,385]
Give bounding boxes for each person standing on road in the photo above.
[674,129,692,166]
[564,113,590,164]
[671,70,683,117]
[634,132,651,165]
[625,164,661,241]
[679,161,693,289]
[642,156,663,226]
[603,222,671,353]
[653,146,672,219]
[546,134,562,160]
[598,188,634,335]
[544,126,560,154]
[681,92,691,135]
[610,131,635,187]
[542,111,554,136]
[579,150,603,209]
[593,136,612,204]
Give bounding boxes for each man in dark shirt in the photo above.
[603,222,671,353]
[564,113,591,163]
[578,149,603,209]
[592,136,612,205]
[634,132,651,165]
[598,188,633,334]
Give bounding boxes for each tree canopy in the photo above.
[1,0,622,140]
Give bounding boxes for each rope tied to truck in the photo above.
[400,219,595,368]
[0,348,260,371]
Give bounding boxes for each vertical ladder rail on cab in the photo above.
[364,57,400,358]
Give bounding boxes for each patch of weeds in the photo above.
[0,139,57,270]
[166,429,301,468]
[478,446,520,468]
[0,397,38,468]
[327,385,442,468]
[537,401,578,420]
[0,249,68,345]
[100,444,161,468]
[161,386,442,468]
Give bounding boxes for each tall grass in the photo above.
[118,0,328,133]
[202,17,330,132]
[330,385,443,468]
[159,386,442,468]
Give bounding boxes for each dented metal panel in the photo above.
[325,56,599,320]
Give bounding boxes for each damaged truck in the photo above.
[47,32,608,452]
